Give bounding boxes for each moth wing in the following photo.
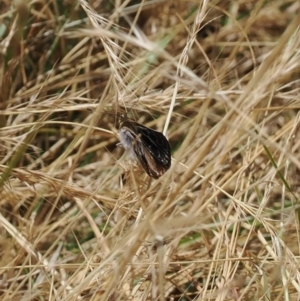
[133,143,164,179]
[136,125,171,169]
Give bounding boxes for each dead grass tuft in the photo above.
[1,0,300,300]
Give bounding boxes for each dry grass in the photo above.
[1,0,300,300]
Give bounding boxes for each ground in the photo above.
[1,0,300,300]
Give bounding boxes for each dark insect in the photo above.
[118,120,171,179]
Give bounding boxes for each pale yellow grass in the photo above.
[1,0,300,300]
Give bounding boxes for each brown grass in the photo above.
[1,0,300,300]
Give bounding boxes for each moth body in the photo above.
[119,127,139,160]
[118,120,171,179]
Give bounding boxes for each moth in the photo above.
[118,120,171,179]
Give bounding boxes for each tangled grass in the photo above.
[1,0,300,300]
